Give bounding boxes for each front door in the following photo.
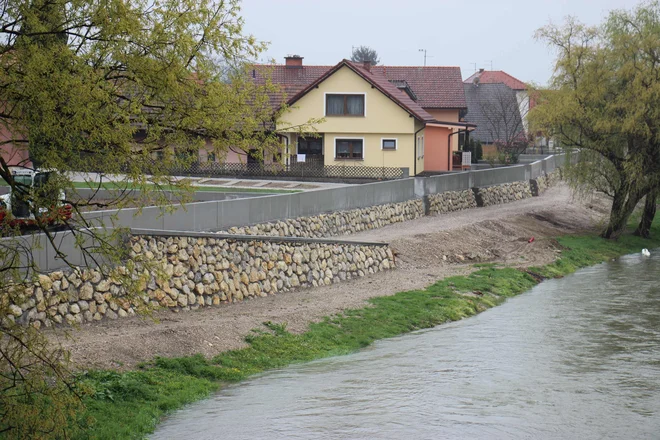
[297,136,324,166]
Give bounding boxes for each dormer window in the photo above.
[325,94,365,116]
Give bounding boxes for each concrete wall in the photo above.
[81,177,417,232]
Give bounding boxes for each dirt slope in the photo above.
[50,185,610,370]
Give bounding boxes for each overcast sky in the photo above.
[241,0,639,86]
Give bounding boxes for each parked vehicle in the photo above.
[0,169,72,227]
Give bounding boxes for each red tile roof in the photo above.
[253,64,331,109]
[463,70,527,90]
[284,60,436,122]
[255,62,467,111]
[370,66,466,109]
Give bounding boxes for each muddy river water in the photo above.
[152,251,660,439]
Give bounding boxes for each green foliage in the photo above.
[0,1,318,438]
[531,1,660,238]
[494,133,532,164]
[463,138,483,163]
[78,369,217,440]
[74,218,660,439]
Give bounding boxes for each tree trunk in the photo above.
[634,188,658,238]
[601,186,642,239]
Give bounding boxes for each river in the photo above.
[152,251,660,439]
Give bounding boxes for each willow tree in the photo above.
[0,0,316,437]
[531,2,660,239]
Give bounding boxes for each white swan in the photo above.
[642,248,651,257]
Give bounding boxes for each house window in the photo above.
[382,139,397,150]
[207,152,216,163]
[416,135,424,159]
[297,136,323,155]
[335,139,364,160]
[326,94,365,116]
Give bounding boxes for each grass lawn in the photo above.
[70,181,301,194]
[72,217,660,440]
[0,180,301,194]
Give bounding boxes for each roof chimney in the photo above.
[362,61,372,72]
[479,68,485,73]
[285,55,303,68]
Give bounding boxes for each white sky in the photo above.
[240,0,639,85]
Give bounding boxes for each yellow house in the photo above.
[273,58,474,176]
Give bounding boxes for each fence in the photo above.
[157,157,406,181]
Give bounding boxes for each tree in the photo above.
[480,84,529,164]
[0,0,316,436]
[530,2,660,239]
[350,46,380,65]
[635,188,658,238]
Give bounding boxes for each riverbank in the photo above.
[72,205,660,439]
[55,186,602,370]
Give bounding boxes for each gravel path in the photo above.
[51,184,609,370]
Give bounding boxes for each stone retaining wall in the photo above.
[428,189,477,215]
[7,236,394,328]
[473,181,533,207]
[530,169,562,196]
[224,199,424,238]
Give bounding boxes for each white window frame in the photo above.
[324,93,367,117]
[381,138,398,151]
[334,137,365,160]
[417,134,425,159]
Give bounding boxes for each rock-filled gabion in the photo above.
[223,200,424,238]
[530,169,562,196]
[474,181,533,207]
[428,190,477,214]
[7,236,395,328]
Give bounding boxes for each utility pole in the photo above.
[471,62,477,73]
[486,60,493,70]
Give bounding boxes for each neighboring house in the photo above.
[0,124,30,168]
[462,82,524,156]
[464,69,529,132]
[261,56,473,175]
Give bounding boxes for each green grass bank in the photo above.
[72,221,660,440]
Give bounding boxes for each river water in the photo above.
[152,251,660,440]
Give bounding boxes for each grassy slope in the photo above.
[74,220,660,440]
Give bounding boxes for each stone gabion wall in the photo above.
[530,169,563,196]
[428,189,477,215]
[7,236,395,328]
[474,181,533,207]
[223,199,424,238]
